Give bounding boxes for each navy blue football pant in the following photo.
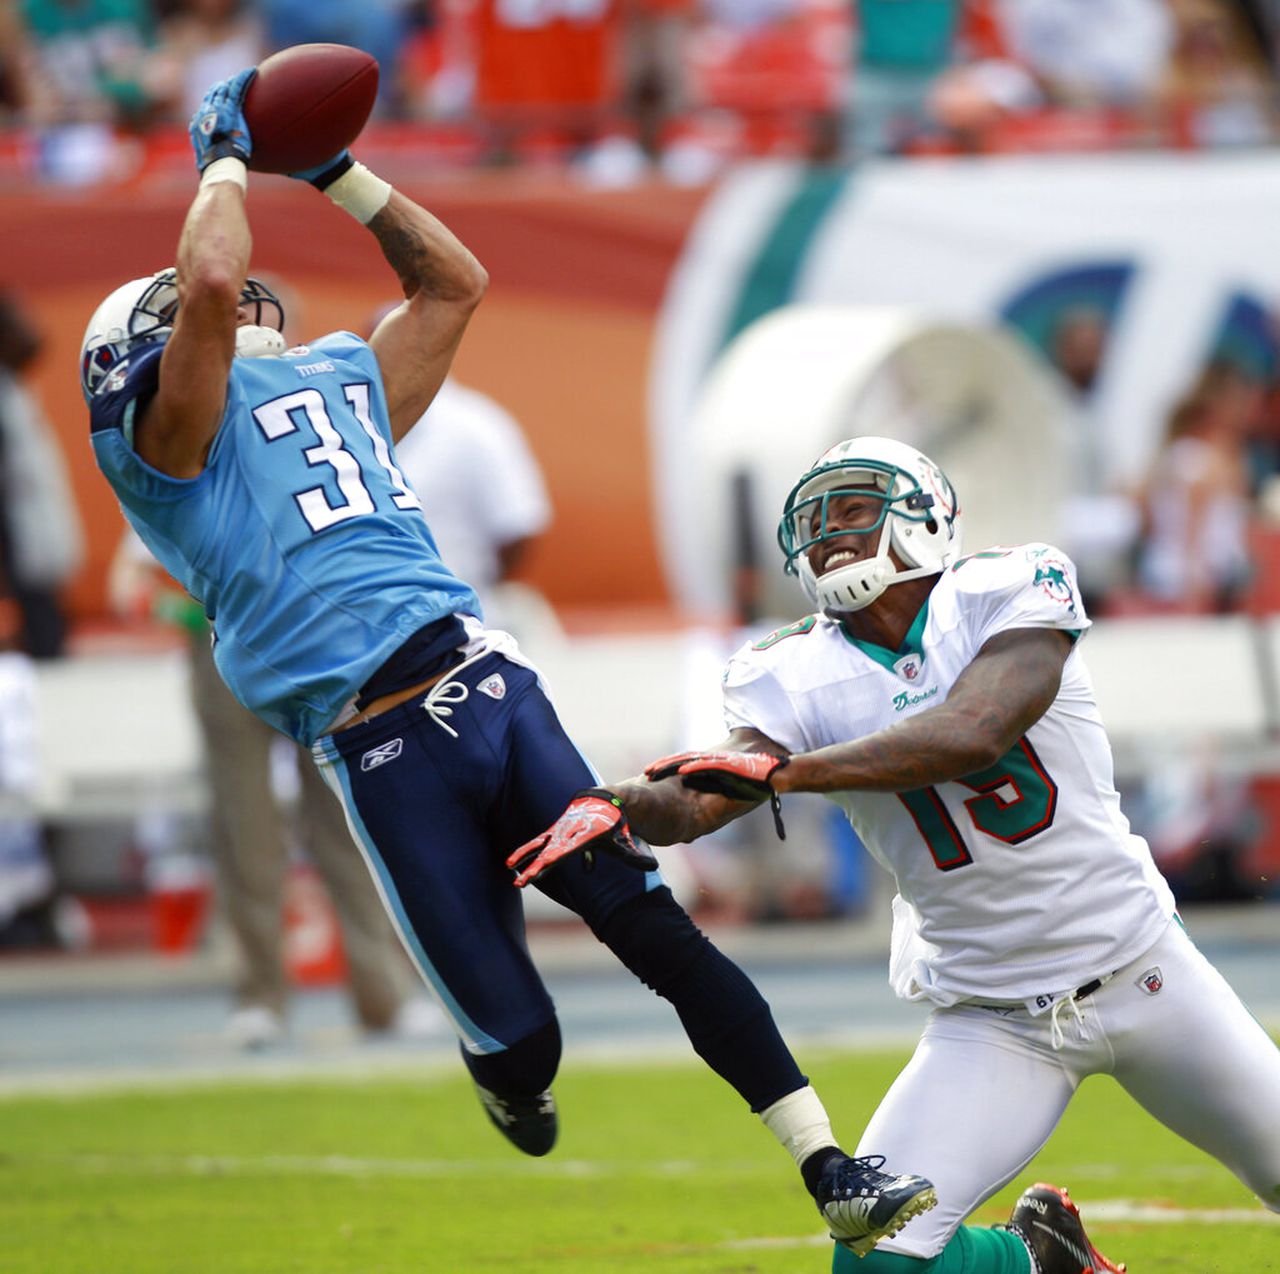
[313,651,805,1110]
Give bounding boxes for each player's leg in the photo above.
[312,685,564,1154]
[838,1004,1080,1271]
[1104,918,1280,1212]
[294,744,419,1032]
[495,664,935,1247]
[496,670,812,1110]
[189,635,290,1035]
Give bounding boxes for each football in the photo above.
[242,43,379,175]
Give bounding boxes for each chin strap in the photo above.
[235,325,287,358]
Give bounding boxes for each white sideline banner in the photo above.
[652,152,1280,613]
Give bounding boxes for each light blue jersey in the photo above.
[91,331,481,744]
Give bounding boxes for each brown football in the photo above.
[243,43,379,175]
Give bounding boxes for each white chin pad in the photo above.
[817,558,893,612]
[235,325,287,358]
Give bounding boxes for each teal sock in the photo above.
[832,1225,1031,1274]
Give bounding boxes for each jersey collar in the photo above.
[837,598,930,677]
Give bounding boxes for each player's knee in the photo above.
[592,886,711,993]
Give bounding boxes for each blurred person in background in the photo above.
[108,526,441,1050]
[16,0,159,125]
[82,66,936,1255]
[992,0,1175,112]
[257,0,412,113]
[1,0,34,119]
[1134,359,1259,613]
[1161,0,1279,147]
[0,631,59,948]
[517,434,1280,1273]
[845,0,1020,157]
[149,0,264,121]
[391,370,557,647]
[0,291,83,660]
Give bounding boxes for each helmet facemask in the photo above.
[778,438,962,614]
[80,270,287,398]
[232,277,287,358]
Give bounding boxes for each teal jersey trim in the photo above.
[837,598,931,672]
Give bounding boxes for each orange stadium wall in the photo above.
[0,177,710,626]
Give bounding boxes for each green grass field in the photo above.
[3,1048,1275,1273]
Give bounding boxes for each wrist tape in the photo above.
[200,156,248,191]
[320,160,392,225]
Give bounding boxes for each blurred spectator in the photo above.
[405,0,689,172]
[1134,359,1260,613]
[678,0,847,170]
[259,0,415,114]
[1,0,34,119]
[16,0,159,126]
[110,528,443,1048]
[1049,303,1110,398]
[619,0,694,166]
[0,642,60,948]
[149,0,264,121]
[393,375,557,645]
[0,292,84,660]
[1161,0,1278,147]
[994,0,1176,109]
[845,0,1020,157]
[448,0,625,161]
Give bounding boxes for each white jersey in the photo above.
[723,544,1176,1010]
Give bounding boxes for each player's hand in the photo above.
[189,68,256,172]
[288,150,354,190]
[644,750,790,802]
[506,788,659,888]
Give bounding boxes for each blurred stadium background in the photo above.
[2,0,1280,1092]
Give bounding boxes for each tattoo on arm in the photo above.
[780,628,1071,795]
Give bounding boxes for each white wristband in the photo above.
[200,156,248,191]
[322,161,392,224]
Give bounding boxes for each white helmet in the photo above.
[778,436,962,613]
[80,268,286,400]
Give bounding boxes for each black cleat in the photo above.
[473,1083,558,1156]
[1007,1183,1127,1274]
[816,1153,938,1256]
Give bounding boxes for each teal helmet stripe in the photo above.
[718,168,853,354]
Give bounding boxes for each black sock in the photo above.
[800,1145,844,1198]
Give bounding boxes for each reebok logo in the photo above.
[360,738,403,771]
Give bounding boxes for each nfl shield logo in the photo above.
[1136,966,1164,995]
[894,654,922,682]
[478,674,506,700]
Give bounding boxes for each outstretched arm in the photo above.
[775,627,1070,794]
[657,628,1072,807]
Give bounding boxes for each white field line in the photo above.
[45,1150,1280,1229]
